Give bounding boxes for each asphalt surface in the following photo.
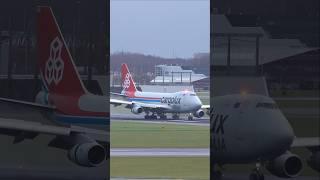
[110,176,319,180]
[111,113,209,126]
[111,148,209,157]
[0,167,108,180]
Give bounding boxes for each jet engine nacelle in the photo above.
[307,151,320,172]
[193,109,205,118]
[35,91,49,105]
[131,104,143,114]
[266,152,303,178]
[68,142,106,167]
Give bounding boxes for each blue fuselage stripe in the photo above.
[55,114,109,125]
[129,98,161,103]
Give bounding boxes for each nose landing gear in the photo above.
[187,113,194,120]
[249,162,264,180]
[212,164,223,180]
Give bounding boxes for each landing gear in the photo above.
[212,164,223,180]
[172,113,180,120]
[249,162,264,180]
[144,113,157,120]
[159,113,167,120]
[187,113,193,121]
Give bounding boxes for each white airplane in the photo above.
[110,64,209,120]
[211,94,320,180]
[0,6,108,167]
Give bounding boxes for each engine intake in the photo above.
[131,104,143,114]
[68,142,106,167]
[193,109,205,118]
[266,152,303,178]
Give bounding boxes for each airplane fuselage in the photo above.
[36,91,109,127]
[211,94,295,164]
[128,91,203,113]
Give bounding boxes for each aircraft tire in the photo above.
[249,170,264,180]
[212,170,222,180]
[159,115,167,120]
[172,114,179,120]
[188,115,193,121]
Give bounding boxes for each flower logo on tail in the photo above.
[45,37,64,85]
[123,73,131,90]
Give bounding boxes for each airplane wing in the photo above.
[134,102,171,110]
[291,137,320,148]
[0,97,108,144]
[110,98,171,110]
[201,105,210,109]
[0,117,108,143]
[110,98,132,105]
[0,97,55,111]
[110,92,126,97]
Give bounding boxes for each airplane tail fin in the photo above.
[37,6,87,96]
[121,63,137,96]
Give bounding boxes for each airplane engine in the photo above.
[131,104,143,114]
[307,151,320,172]
[193,109,205,118]
[35,91,49,105]
[266,152,303,178]
[68,142,106,167]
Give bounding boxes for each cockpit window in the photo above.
[233,102,241,108]
[190,94,196,96]
[256,102,278,109]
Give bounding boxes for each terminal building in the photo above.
[210,13,319,96]
[151,64,207,84]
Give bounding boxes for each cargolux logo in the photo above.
[45,37,64,85]
[123,73,131,89]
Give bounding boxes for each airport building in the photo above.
[210,12,319,95]
[0,1,108,100]
[151,64,207,84]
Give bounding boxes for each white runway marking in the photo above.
[111,148,209,157]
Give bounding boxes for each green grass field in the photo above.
[111,121,209,148]
[111,157,209,180]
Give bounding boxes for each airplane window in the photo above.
[233,102,241,108]
[256,102,278,109]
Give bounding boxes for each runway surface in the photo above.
[111,113,209,126]
[110,176,319,180]
[0,167,107,180]
[111,148,209,157]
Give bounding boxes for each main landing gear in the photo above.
[144,113,157,120]
[172,113,180,120]
[212,162,265,180]
[187,113,194,121]
[144,112,167,120]
[158,113,167,120]
[249,162,264,180]
[212,164,223,180]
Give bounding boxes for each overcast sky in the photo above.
[111,0,209,59]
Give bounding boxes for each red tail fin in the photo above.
[121,64,137,95]
[37,6,87,96]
